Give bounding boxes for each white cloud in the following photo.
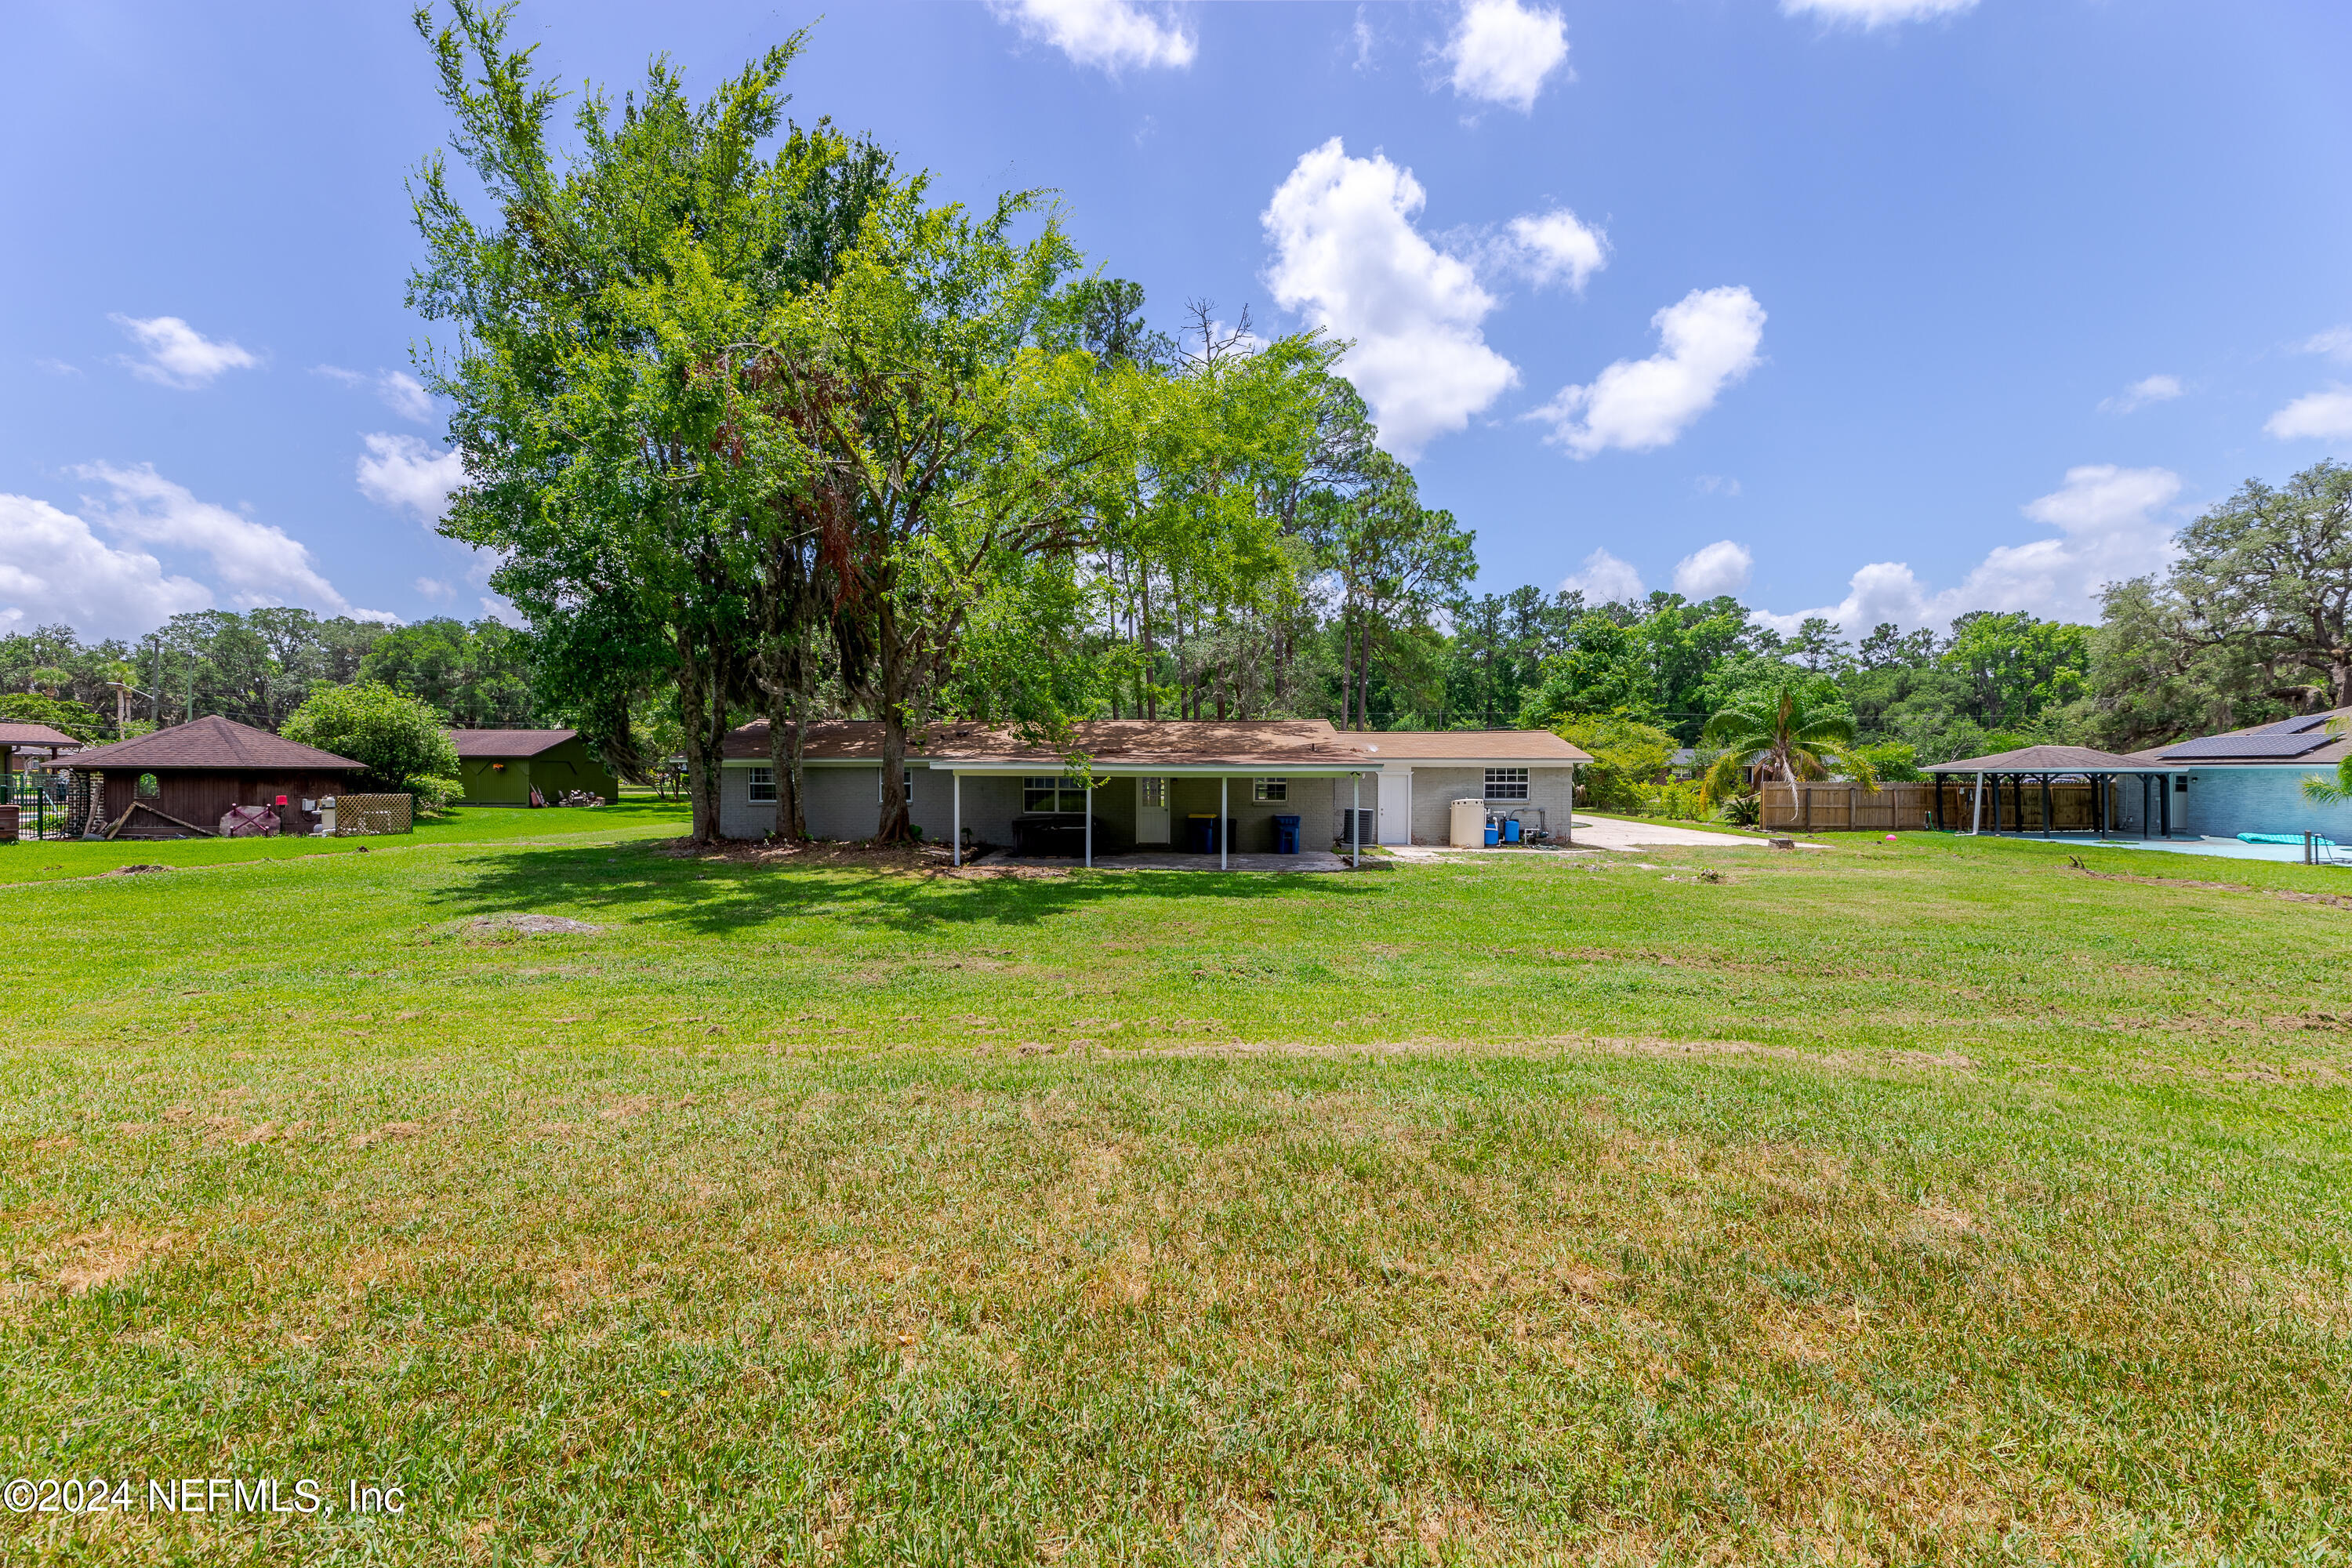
[1532,285,1766,458]
[415,576,456,602]
[1561,547,1645,604]
[1673,539,1753,599]
[1781,0,1977,27]
[0,492,212,639]
[318,365,434,422]
[110,314,260,389]
[2299,327,2352,363]
[358,433,464,522]
[1695,474,1742,497]
[74,462,377,618]
[2100,373,2183,414]
[1502,208,1608,292]
[35,358,81,378]
[1752,464,2182,633]
[1443,0,1570,112]
[1263,138,1519,459]
[986,0,1194,73]
[2265,389,2352,443]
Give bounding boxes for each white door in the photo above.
[1378,769,1411,844]
[1137,777,1171,844]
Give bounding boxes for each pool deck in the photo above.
[1968,831,2352,865]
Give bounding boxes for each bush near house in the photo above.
[281,681,463,810]
[1552,711,1679,811]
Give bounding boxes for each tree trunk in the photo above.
[767,693,808,842]
[675,636,731,844]
[874,622,913,844]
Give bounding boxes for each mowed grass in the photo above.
[3,822,2350,1564]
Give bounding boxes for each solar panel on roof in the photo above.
[2254,713,2334,735]
[2159,733,2332,760]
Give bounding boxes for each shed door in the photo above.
[1136,777,1171,844]
[1378,770,1410,845]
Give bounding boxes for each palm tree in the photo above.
[2300,714,2352,804]
[1700,684,1876,804]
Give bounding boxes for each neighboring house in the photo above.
[0,722,82,781]
[717,718,1587,849]
[2125,710,2352,840]
[56,715,365,839]
[1922,714,2352,840]
[448,729,619,805]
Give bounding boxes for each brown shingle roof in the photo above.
[60,714,365,771]
[1345,729,1591,763]
[0,723,82,749]
[448,728,579,759]
[722,719,1590,766]
[1926,744,2151,773]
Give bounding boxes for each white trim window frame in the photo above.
[1022,775,1087,813]
[879,768,913,804]
[1252,777,1287,802]
[1484,767,1530,800]
[748,766,777,804]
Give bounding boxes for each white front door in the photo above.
[1137,776,1171,844]
[1378,768,1411,844]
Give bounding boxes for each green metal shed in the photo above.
[448,729,619,805]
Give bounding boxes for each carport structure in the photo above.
[1924,745,2183,838]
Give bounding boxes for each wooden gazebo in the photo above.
[59,716,366,840]
[1924,744,2177,837]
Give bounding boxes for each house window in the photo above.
[1485,768,1530,800]
[878,768,913,803]
[136,772,160,798]
[1140,778,1167,808]
[748,767,777,804]
[1023,775,1088,813]
[1253,778,1287,802]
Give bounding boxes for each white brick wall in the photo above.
[1407,764,1576,844]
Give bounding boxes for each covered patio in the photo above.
[942,760,1380,870]
[1925,745,2182,838]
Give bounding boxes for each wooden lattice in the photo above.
[332,793,414,836]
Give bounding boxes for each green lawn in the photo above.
[3,824,2349,1563]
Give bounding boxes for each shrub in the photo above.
[1718,793,1762,827]
[281,683,460,808]
[1853,740,1922,782]
[1553,712,1679,812]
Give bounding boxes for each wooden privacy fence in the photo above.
[1761,782,1936,831]
[333,793,413,836]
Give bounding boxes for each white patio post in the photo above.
[952,771,961,866]
[1084,778,1092,869]
[1351,771,1360,868]
[1971,770,1984,835]
[1219,775,1229,871]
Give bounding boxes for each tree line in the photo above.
[15,7,2352,837]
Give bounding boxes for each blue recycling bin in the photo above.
[1185,814,1216,854]
[1483,822,1500,847]
[1272,814,1300,855]
[1503,818,1522,844]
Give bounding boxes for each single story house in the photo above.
[56,714,366,839]
[448,729,619,805]
[2125,710,2352,840]
[1923,713,2352,840]
[717,717,1588,856]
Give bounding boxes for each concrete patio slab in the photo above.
[982,848,1357,873]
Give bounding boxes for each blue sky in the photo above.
[5,0,2350,643]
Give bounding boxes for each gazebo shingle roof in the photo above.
[60,714,365,772]
[1924,744,2150,774]
[0,722,83,749]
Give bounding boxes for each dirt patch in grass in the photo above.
[2074,865,2352,911]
